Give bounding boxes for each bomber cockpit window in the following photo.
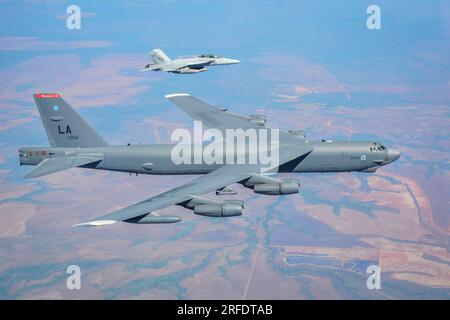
[19,150,29,158]
[371,142,387,152]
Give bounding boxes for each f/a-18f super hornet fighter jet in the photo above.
[19,93,400,227]
[141,49,240,74]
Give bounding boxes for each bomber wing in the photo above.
[74,144,311,227]
[165,93,260,131]
[165,93,302,144]
[74,164,256,227]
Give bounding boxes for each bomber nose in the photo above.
[386,149,401,163]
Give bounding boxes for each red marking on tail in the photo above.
[34,93,60,99]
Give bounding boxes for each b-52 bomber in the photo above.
[141,49,240,74]
[19,93,400,227]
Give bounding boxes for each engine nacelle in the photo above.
[253,179,299,195]
[194,200,243,217]
[175,67,208,74]
[249,114,266,126]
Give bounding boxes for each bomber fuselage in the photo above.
[19,140,400,175]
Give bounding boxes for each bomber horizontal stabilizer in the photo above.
[25,154,103,178]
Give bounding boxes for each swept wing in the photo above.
[75,94,312,227]
[25,154,102,178]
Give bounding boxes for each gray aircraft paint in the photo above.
[19,141,397,175]
[141,49,240,74]
[33,94,107,148]
[19,93,400,226]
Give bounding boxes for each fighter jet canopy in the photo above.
[199,54,221,58]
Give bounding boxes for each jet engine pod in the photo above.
[223,199,244,209]
[249,114,266,126]
[253,179,300,195]
[176,67,207,74]
[194,201,243,217]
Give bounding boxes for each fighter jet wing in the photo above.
[157,61,201,72]
[154,59,212,72]
[25,155,103,178]
[74,144,312,227]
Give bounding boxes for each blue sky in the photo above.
[2,1,449,81]
[0,0,449,299]
[0,0,449,164]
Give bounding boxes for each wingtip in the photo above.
[73,220,118,228]
[165,93,190,99]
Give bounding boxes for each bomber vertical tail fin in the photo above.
[34,93,108,148]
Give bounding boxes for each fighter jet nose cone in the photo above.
[387,149,401,162]
[224,59,240,65]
